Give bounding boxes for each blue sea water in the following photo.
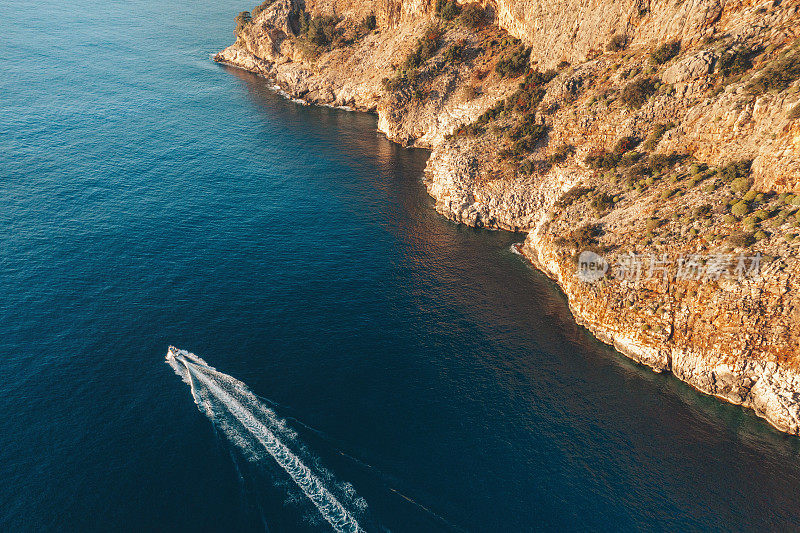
[3,0,800,531]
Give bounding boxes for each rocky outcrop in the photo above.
[216,0,522,146]
[522,220,800,435]
[216,0,800,434]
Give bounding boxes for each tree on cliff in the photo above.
[306,16,339,47]
[234,11,252,37]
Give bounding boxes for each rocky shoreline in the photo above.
[214,0,800,435]
[428,143,800,435]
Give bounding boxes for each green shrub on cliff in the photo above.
[717,159,752,183]
[507,85,544,114]
[591,193,615,213]
[381,68,420,93]
[506,116,549,156]
[548,143,575,164]
[362,13,377,31]
[556,223,604,255]
[619,150,642,167]
[505,69,556,112]
[648,153,680,173]
[661,188,679,200]
[731,201,749,218]
[731,176,753,194]
[572,223,603,249]
[613,136,640,155]
[508,114,544,140]
[650,39,681,65]
[511,130,547,154]
[449,118,485,138]
[606,34,627,52]
[745,190,761,202]
[728,231,756,247]
[435,0,461,21]
[234,11,252,37]
[717,46,754,78]
[748,49,800,94]
[443,41,466,64]
[753,208,770,221]
[306,16,339,46]
[642,122,674,151]
[645,217,661,232]
[621,78,657,109]
[460,4,486,29]
[402,25,443,70]
[556,186,593,208]
[496,44,531,78]
[472,100,504,127]
[693,204,712,218]
[518,159,533,174]
[585,150,620,170]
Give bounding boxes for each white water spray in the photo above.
[166,347,364,533]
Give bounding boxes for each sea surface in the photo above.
[3,0,800,531]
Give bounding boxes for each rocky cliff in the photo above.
[216,0,800,434]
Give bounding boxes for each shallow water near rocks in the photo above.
[3,0,800,531]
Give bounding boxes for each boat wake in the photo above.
[166,346,366,533]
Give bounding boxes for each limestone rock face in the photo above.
[493,0,727,66]
[216,0,800,434]
[662,50,716,85]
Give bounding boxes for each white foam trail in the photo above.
[166,347,364,533]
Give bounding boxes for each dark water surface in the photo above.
[3,0,800,531]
